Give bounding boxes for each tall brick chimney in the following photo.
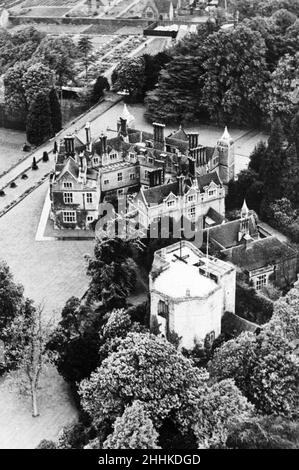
[178,174,184,196]
[188,132,199,150]
[153,122,165,150]
[85,122,91,151]
[149,168,164,188]
[64,135,75,156]
[100,133,107,155]
[119,117,128,139]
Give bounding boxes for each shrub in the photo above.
[42,151,49,162]
[21,174,28,179]
[10,181,17,188]
[0,190,5,197]
[32,157,38,170]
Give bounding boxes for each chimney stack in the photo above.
[188,132,199,150]
[178,175,184,196]
[153,123,165,150]
[119,117,128,139]
[100,133,107,155]
[85,122,91,151]
[64,135,75,156]
[149,168,163,188]
[188,157,196,177]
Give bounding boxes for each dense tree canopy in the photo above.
[208,330,298,416]
[86,238,137,309]
[26,91,53,145]
[103,401,161,450]
[79,333,208,430]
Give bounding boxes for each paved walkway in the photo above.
[0,93,122,213]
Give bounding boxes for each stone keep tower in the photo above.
[216,127,235,184]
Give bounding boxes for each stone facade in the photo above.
[50,104,233,230]
[150,240,236,349]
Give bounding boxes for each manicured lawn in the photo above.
[0,365,78,449]
[0,127,27,175]
[0,181,94,319]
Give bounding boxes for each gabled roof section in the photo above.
[56,157,79,181]
[196,171,222,192]
[168,125,189,142]
[143,181,179,205]
[209,215,258,249]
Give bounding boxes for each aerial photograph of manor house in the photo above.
[0,0,298,453]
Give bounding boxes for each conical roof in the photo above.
[120,103,135,126]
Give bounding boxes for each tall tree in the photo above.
[266,285,299,343]
[208,330,298,416]
[113,57,146,102]
[227,415,299,449]
[49,88,62,134]
[21,62,53,106]
[92,75,110,103]
[35,35,77,88]
[86,238,137,309]
[77,36,94,80]
[3,61,28,123]
[0,261,24,339]
[26,91,53,146]
[79,333,208,431]
[4,301,53,417]
[260,118,286,201]
[192,379,254,449]
[103,401,161,449]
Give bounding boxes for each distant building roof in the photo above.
[226,236,297,272]
[154,259,218,298]
[142,171,221,205]
[209,215,258,249]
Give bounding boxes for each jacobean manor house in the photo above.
[50,104,235,230]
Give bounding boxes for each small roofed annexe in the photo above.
[150,240,236,349]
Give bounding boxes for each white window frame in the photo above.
[63,192,73,204]
[63,211,76,223]
[117,172,123,181]
[188,206,196,219]
[167,200,175,208]
[87,215,94,222]
[129,173,135,180]
[104,179,109,185]
[63,182,73,189]
[255,273,267,291]
[208,189,216,197]
[86,192,93,204]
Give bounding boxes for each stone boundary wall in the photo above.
[9,16,206,28]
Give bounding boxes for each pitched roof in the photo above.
[196,171,222,191]
[226,236,297,272]
[142,171,221,205]
[209,215,258,249]
[154,0,179,13]
[143,181,179,205]
[205,207,225,226]
[57,157,79,181]
[168,126,189,142]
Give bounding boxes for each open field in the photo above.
[20,0,79,6]
[19,7,71,16]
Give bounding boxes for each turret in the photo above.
[216,126,235,184]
